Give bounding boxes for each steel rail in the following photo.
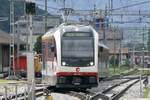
[90,76,147,100]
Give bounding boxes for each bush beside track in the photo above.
[109,66,150,76]
[108,66,137,76]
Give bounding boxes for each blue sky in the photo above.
[36,0,150,11]
[35,0,150,44]
[35,0,150,28]
[36,0,150,22]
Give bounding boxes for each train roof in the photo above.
[98,43,109,50]
[42,23,94,40]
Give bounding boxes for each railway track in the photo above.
[0,76,147,100]
[48,76,147,100]
[90,76,147,100]
[50,88,95,100]
[105,79,139,100]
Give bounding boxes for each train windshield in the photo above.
[61,32,94,67]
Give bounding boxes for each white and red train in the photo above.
[42,23,99,89]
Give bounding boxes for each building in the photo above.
[99,28,130,65]
[0,29,24,73]
[98,27,122,49]
[94,17,129,65]
[129,50,150,67]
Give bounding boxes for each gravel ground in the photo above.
[90,79,129,93]
[36,93,80,100]
[90,76,150,100]
[0,76,148,100]
[0,83,28,96]
[119,80,145,100]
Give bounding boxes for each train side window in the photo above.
[48,37,57,61]
[42,42,46,69]
[48,43,54,61]
[50,45,55,52]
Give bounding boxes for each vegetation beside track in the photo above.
[109,65,150,76]
[109,66,136,76]
[144,87,150,98]
[0,79,26,84]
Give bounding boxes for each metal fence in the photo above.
[0,81,34,100]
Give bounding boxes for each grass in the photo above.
[130,69,150,76]
[144,87,150,98]
[0,79,26,84]
[109,65,150,76]
[109,66,133,76]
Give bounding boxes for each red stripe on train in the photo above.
[56,72,98,77]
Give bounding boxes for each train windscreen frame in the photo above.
[61,32,94,67]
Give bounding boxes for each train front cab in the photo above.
[56,30,99,89]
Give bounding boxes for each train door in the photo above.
[43,36,57,86]
[98,46,103,79]
[98,45,109,79]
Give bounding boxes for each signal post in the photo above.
[25,0,36,100]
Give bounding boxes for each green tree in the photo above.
[34,35,42,54]
[147,29,150,51]
[109,55,118,67]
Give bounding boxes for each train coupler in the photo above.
[43,88,53,100]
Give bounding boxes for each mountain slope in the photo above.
[0,0,45,32]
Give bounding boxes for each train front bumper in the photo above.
[56,76,98,88]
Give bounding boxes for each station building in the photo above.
[0,29,24,73]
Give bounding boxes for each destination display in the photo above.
[64,32,93,37]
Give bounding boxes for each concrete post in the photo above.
[140,74,142,97]
[27,52,35,100]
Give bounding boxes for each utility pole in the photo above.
[103,6,108,45]
[9,0,15,76]
[44,0,48,82]
[23,0,29,50]
[63,0,66,22]
[25,0,36,99]
[16,22,20,75]
[63,0,66,8]
[93,4,96,28]
[132,43,135,68]
[25,0,35,51]
[28,14,33,51]
[142,28,145,69]
[119,29,122,69]
[109,0,113,12]
[45,0,48,33]
[113,27,116,73]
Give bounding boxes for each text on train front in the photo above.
[61,32,94,67]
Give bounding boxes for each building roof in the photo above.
[109,48,129,54]
[99,43,109,49]
[98,28,123,40]
[0,30,11,44]
[0,29,24,44]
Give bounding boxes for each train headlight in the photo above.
[90,62,94,66]
[62,62,66,66]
